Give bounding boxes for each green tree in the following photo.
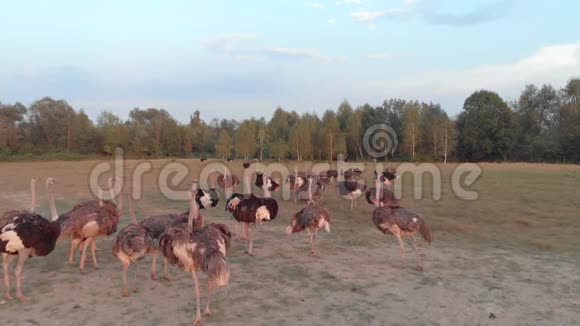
[456,90,514,161]
[215,129,232,158]
[236,121,257,159]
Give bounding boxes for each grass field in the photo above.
[1,160,579,325]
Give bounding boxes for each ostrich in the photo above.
[297,176,324,205]
[286,168,307,203]
[217,166,240,199]
[224,162,254,240]
[319,169,338,187]
[337,168,366,209]
[58,177,120,265]
[112,193,152,297]
[242,161,251,169]
[286,205,331,256]
[365,168,399,207]
[369,168,431,271]
[159,178,231,326]
[58,179,125,273]
[231,173,278,256]
[371,206,432,270]
[0,177,61,302]
[138,179,208,281]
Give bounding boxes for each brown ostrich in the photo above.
[286,205,331,256]
[1,177,61,302]
[58,177,119,265]
[137,180,205,281]
[371,207,432,270]
[58,178,124,273]
[112,193,152,297]
[297,176,325,205]
[159,178,231,326]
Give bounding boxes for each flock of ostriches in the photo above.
[0,161,432,325]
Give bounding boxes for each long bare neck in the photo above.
[46,183,58,221]
[129,195,137,224]
[30,179,36,213]
[375,173,381,208]
[98,188,104,207]
[117,190,124,218]
[244,175,251,195]
[263,182,271,198]
[308,178,313,201]
[188,182,199,231]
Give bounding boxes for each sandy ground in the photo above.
[0,160,579,325]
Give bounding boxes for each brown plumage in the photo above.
[217,174,240,189]
[337,169,366,209]
[286,205,331,256]
[371,206,432,270]
[136,181,203,280]
[158,178,231,326]
[58,178,124,273]
[297,176,324,205]
[365,187,399,207]
[112,194,153,297]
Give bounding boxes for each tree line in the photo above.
[1,78,579,163]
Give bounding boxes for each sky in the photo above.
[1,0,579,122]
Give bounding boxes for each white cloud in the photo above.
[204,33,257,53]
[328,19,337,24]
[263,47,342,63]
[311,3,325,9]
[351,9,405,22]
[344,0,361,4]
[403,0,416,6]
[370,43,580,100]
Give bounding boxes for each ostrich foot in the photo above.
[4,292,13,300]
[204,308,211,316]
[243,251,254,256]
[150,273,159,281]
[122,289,130,298]
[17,293,32,302]
[416,265,423,271]
[194,318,202,326]
[308,251,318,257]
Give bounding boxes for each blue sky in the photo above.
[1,0,579,122]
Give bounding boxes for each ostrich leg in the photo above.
[313,229,319,256]
[68,239,81,264]
[121,264,130,297]
[150,250,159,280]
[79,238,92,273]
[90,238,99,268]
[204,281,212,316]
[410,236,423,271]
[394,232,406,268]
[191,271,202,326]
[161,257,175,281]
[245,224,254,256]
[3,254,15,300]
[15,249,31,301]
[306,229,314,256]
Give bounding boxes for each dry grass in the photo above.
[0,160,579,325]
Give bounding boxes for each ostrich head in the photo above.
[255,205,271,224]
[296,176,306,189]
[265,177,280,192]
[46,177,56,189]
[195,189,212,209]
[226,196,242,212]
